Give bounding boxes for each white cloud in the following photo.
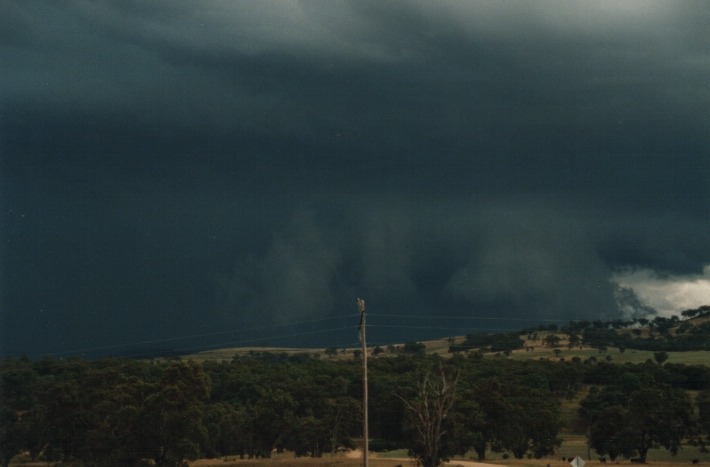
[612,265,710,316]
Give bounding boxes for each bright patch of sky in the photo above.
[613,265,710,317]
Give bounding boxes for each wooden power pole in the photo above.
[357,298,369,467]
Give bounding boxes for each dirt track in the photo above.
[190,450,501,466]
[189,453,704,467]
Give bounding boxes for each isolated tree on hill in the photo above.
[654,351,669,365]
[403,341,426,355]
[544,334,561,347]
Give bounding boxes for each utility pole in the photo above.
[357,297,369,467]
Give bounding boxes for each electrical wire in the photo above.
[37,315,361,358]
[22,311,594,358]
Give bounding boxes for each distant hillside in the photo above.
[182,305,710,365]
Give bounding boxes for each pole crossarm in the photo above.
[357,297,366,334]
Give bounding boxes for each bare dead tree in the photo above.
[395,361,460,467]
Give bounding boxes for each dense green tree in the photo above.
[367,357,418,444]
[582,327,617,349]
[496,386,562,458]
[449,386,490,460]
[0,359,41,466]
[203,402,248,458]
[136,361,211,466]
[245,387,295,458]
[627,387,690,461]
[80,367,153,465]
[402,341,426,355]
[466,378,509,459]
[544,334,561,347]
[699,389,710,437]
[450,332,524,353]
[0,363,39,411]
[0,408,22,467]
[588,405,636,460]
[581,384,694,462]
[41,371,93,462]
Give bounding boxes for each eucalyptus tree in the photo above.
[136,361,211,466]
[396,360,460,467]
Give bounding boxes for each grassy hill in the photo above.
[183,312,710,366]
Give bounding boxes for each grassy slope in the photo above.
[182,318,710,366]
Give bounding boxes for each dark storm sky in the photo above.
[2,1,709,357]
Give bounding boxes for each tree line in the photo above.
[548,306,710,352]
[2,345,710,466]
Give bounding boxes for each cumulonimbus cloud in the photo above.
[612,266,710,317]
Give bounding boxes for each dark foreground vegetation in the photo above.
[2,306,710,467]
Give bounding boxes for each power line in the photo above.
[171,325,361,355]
[26,315,361,358]
[19,311,604,358]
[371,313,586,323]
[368,324,518,332]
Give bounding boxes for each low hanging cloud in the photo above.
[612,265,710,317]
[357,203,418,294]
[215,200,625,332]
[444,204,618,321]
[216,211,342,325]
